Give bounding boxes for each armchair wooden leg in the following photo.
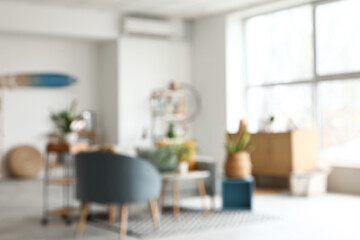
[75,202,89,237]
[108,204,116,226]
[197,179,209,216]
[119,204,128,239]
[149,199,160,229]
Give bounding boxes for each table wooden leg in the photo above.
[197,179,209,216]
[149,199,160,229]
[108,204,116,226]
[173,180,179,221]
[159,179,167,214]
[119,204,128,239]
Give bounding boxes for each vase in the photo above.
[177,161,189,174]
[64,132,78,144]
[181,140,196,170]
[225,151,252,178]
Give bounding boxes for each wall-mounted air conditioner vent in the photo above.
[122,16,184,39]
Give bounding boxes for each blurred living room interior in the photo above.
[1,0,360,239]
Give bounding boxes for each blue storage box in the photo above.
[222,176,255,210]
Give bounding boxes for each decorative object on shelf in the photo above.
[80,110,96,131]
[74,110,98,144]
[167,123,176,138]
[264,115,275,132]
[7,145,43,178]
[169,81,180,90]
[225,120,252,178]
[150,81,201,142]
[174,102,184,114]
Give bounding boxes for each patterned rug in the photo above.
[88,207,276,239]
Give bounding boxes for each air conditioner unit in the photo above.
[122,16,184,38]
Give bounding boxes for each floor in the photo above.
[1,180,359,240]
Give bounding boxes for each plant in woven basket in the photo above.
[225,130,251,153]
[224,120,252,179]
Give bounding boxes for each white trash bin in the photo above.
[290,168,331,197]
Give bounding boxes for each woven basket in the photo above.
[225,151,252,178]
[7,145,43,178]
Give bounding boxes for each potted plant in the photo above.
[50,100,79,143]
[224,120,252,178]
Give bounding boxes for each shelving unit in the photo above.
[41,142,88,225]
[150,87,187,142]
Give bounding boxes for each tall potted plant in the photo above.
[224,120,252,178]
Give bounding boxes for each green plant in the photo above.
[225,130,251,153]
[167,123,176,138]
[175,144,191,160]
[50,100,78,133]
[138,145,192,172]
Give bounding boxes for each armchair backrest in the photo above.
[76,152,161,204]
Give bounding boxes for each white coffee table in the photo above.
[160,170,210,220]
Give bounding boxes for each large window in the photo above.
[245,0,360,164]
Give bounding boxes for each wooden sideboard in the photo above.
[250,130,318,178]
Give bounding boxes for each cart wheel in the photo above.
[86,213,93,221]
[64,216,73,226]
[41,218,48,226]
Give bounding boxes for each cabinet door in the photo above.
[291,130,318,171]
[269,134,291,176]
[250,134,270,174]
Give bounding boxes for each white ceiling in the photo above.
[0,0,280,19]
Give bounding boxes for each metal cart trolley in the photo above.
[41,142,88,225]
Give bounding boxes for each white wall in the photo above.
[328,167,360,195]
[118,37,192,147]
[0,1,119,40]
[0,34,99,166]
[226,15,245,133]
[98,41,120,144]
[192,15,227,165]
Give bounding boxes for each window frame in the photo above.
[243,0,360,165]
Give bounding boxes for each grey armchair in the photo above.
[75,152,161,238]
